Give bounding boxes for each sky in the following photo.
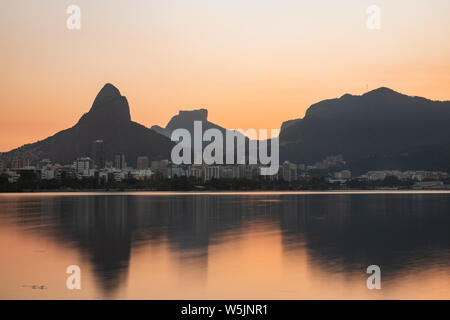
[0,0,449,151]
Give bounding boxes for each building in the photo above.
[204,166,220,181]
[402,170,448,182]
[334,170,352,180]
[413,181,445,189]
[314,155,346,170]
[98,170,110,183]
[131,169,153,181]
[39,159,52,169]
[113,153,126,170]
[282,161,298,182]
[92,140,105,169]
[74,157,92,175]
[366,170,403,181]
[16,168,39,181]
[366,171,387,181]
[243,165,259,179]
[136,156,149,170]
[41,167,56,180]
[151,159,169,178]
[8,159,29,169]
[169,165,186,178]
[232,165,246,179]
[220,166,234,179]
[4,170,20,183]
[188,165,203,180]
[113,170,127,182]
[56,165,76,180]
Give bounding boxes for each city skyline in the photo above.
[2,82,450,177]
[1,0,450,151]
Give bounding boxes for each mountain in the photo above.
[151,108,245,141]
[151,109,250,157]
[1,84,173,166]
[151,109,212,138]
[347,143,450,175]
[279,87,450,169]
[3,85,450,172]
[151,109,265,164]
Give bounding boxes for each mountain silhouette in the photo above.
[2,84,173,166]
[2,85,450,171]
[279,87,450,168]
[151,109,252,162]
[151,108,246,142]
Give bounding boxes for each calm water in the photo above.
[1,191,450,299]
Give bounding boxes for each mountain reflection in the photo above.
[278,194,450,276]
[1,192,450,297]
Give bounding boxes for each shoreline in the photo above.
[2,189,450,196]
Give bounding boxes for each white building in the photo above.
[366,170,403,181]
[5,170,20,183]
[41,167,55,180]
[334,170,352,180]
[113,171,127,182]
[74,157,92,176]
[131,169,153,181]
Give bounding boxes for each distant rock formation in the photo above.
[1,84,173,166]
[2,85,450,172]
[151,108,249,154]
[151,109,222,138]
[279,87,450,172]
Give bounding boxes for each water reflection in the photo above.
[279,194,450,277]
[1,192,450,298]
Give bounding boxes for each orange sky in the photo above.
[1,0,449,152]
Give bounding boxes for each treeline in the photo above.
[347,176,414,189]
[0,174,330,192]
[1,174,448,192]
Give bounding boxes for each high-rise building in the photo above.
[136,156,149,170]
[151,159,169,178]
[74,157,92,174]
[92,140,105,169]
[113,153,126,170]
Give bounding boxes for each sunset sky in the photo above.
[1,0,449,151]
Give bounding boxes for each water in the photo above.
[1,191,450,299]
